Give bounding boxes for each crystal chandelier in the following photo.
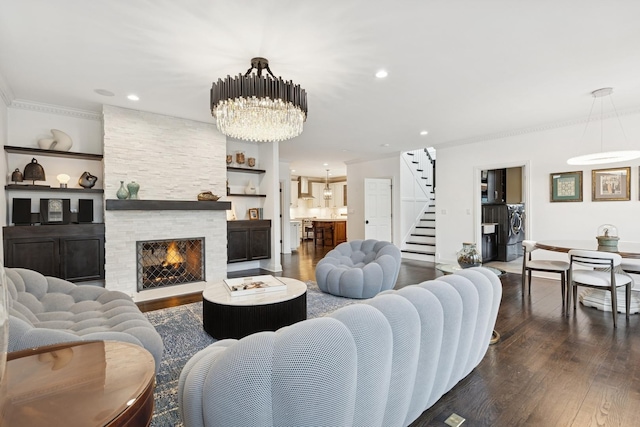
[323,169,332,200]
[210,57,308,142]
[567,88,640,165]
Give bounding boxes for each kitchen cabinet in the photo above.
[3,223,105,282]
[227,220,271,263]
[330,182,346,207]
[311,182,326,207]
[312,220,347,247]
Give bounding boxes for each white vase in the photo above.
[245,180,257,194]
[50,129,73,151]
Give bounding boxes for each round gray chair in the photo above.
[315,239,401,298]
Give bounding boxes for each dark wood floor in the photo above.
[139,240,640,426]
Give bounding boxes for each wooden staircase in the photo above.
[401,148,436,262]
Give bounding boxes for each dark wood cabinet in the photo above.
[227,220,271,263]
[3,224,105,282]
[483,169,506,204]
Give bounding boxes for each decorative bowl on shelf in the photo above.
[197,191,221,201]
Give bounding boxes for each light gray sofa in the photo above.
[315,239,402,298]
[5,267,163,372]
[178,267,501,427]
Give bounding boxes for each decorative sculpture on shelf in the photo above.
[23,158,46,185]
[78,171,98,189]
[37,129,73,151]
[11,168,23,184]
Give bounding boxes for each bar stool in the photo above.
[314,226,325,246]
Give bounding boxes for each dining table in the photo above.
[536,240,640,314]
[535,240,640,259]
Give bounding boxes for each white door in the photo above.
[364,178,392,241]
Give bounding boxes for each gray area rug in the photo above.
[145,280,358,427]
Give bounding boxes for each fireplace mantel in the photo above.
[105,199,232,211]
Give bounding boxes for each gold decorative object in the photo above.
[197,191,221,201]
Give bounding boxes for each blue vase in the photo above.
[116,181,129,199]
[127,181,140,200]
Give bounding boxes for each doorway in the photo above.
[475,162,530,271]
[364,178,392,241]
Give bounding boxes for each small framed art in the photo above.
[592,167,630,201]
[550,171,582,202]
[248,208,259,220]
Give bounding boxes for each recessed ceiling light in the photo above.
[323,163,328,166]
[127,94,140,101]
[375,70,388,79]
[420,130,429,136]
[291,169,296,172]
[381,143,390,147]
[94,89,115,97]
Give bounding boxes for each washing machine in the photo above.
[504,204,525,260]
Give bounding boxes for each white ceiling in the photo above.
[2,1,640,178]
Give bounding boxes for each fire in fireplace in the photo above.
[136,238,204,291]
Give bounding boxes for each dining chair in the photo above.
[568,249,632,328]
[521,240,570,306]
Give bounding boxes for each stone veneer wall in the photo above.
[102,105,227,298]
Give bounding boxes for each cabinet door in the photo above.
[334,221,347,245]
[5,237,60,277]
[250,228,271,260]
[228,229,250,263]
[60,235,105,281]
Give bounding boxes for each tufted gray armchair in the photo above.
[315,239,402,298]
[5,267,163,372]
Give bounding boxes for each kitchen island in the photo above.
[312,219,347,247]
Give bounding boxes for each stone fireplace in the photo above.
[137,237,204,291]
[102,105,228,301]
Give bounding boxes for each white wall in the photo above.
[346,155,401,244]
[0,98,7,261]
[435,113,640,264]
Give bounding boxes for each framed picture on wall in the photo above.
[592,167,630,201]
[550,171,583,202]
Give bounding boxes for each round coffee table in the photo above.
[2,341,155,426]
[202,277,307,339]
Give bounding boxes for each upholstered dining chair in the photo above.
[568,249,632,328]
[521,240,570,306]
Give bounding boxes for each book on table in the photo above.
[223,275,287,296]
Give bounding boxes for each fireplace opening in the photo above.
[137,238,205,291]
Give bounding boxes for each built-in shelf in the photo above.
[5,184,104,193]
[4,145,103,160]
[227,166,266,174]
[105,199,232,211]
[226,193,267,198]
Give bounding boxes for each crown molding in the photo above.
[436,106,640,149]
[9,99,102,121]
[0,72,15,106]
